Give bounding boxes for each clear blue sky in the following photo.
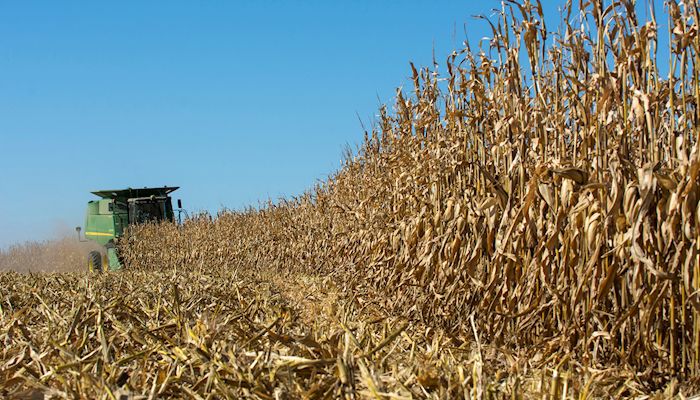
[0,1,665,248]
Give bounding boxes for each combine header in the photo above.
[76,186,183,271]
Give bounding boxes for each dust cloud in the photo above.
[0,237,102,273]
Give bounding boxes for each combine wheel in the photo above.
[87,251,102,273]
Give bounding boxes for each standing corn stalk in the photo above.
[123,0,700,386]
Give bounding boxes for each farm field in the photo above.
[3,0,700,398]
[1,265,675,399]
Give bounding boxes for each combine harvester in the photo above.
[75,186,184,271]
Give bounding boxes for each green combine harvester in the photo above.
[76,186,182,272]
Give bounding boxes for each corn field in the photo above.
[5,267,621,399]
[3,0,700,398]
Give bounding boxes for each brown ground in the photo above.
[1,265,693,398]
[0,241,692,398]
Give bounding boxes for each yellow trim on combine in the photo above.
[85,231,114,237]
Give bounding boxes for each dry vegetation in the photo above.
[3,0,700,398]
[3,268,625,399]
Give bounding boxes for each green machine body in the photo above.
[78,186,180,271]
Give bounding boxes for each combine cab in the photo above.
[76,186,182,271]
